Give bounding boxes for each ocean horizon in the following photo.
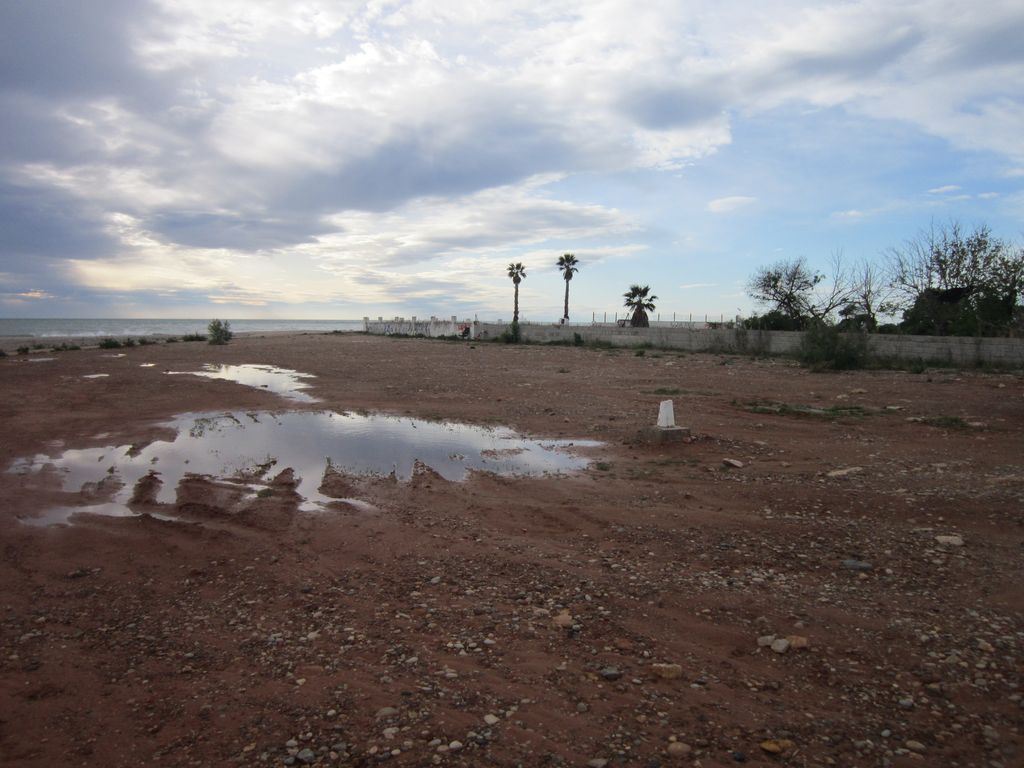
[0,318,365,338]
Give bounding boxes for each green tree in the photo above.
[623,284,657,327]
[507,262,526,323]
[556,253,579,322]
[208,319,233,345]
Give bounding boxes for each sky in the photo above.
[1,0,1022,322]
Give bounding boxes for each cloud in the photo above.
[707,196,756,213]
[831,209,866,220]
[928,184,961,194]
[679,283,718,290]
[2,0,1023,315]
[65,176,642,309]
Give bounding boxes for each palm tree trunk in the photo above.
[563,279,570,321]
[513,284,520,323]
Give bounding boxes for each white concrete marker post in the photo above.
[643,398,689,444]
[657,399,675,428]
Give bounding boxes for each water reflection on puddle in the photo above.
[169,364,317,402]
[11,411,600,524]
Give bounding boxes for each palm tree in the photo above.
[623,284,657,327]
[557,253,579,322]
[507,262,527,323]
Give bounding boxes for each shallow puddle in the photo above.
[168,364,317,402]
[82,374,109,379]
[10,410,600,523]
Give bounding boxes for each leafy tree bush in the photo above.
[208,319,233,345]
[887,221,1022,336]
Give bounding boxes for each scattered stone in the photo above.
[905,740,926,753]
[666,741,692,757]
[977,639,994,653]
[448,741,463,752]
[296,748,316,764]
[375,706,399,719]
[588,759,608,768]
[599,666,622,681]
[759,739,794,754]
[483,714,500,726]
[652,663,683,679]
[552,611,574,628]
[722,458,744,469]
[827,466,863,478]
[770,638,790,654]
[842,559,873,572]
[935,534,964,547]
[757,634,776,648]
[786,635,810,650]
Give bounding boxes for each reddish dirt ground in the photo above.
[0,333,1021,768]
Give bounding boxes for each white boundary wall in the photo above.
[363,319,1024,367]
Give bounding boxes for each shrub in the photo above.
[98,338,122,349]
[207,319,233,345]
[165,336,179,343]
[497,321,521,344]
[573,332,584,346]
[798,323,869,370]
[16,346,29,355]
[182,332,206,342]
[137,337,154,346]
[0,349,6,357]
[122,338,136,347]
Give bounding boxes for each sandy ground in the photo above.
[0,332,1021,768]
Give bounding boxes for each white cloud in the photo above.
[707,196,756,213]
[928,184,961,194]
[832,209,866,219]
[67,176,643,312]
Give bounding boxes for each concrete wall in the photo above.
[363,318,1024,366]
[363,317,473,338]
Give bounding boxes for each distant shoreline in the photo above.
[0,328,362,355]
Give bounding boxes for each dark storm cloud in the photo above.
[272,118,583,215]
[616,83,727,131]
[146,211,334,251]
[0,181,116,263]
[0,0,160,102]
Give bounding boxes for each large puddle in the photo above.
[10,411,600,523]
[168,364,317,402]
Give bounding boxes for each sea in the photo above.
[0,318,365,338]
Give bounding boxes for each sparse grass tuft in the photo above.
[98,338,122,349]
[745,400,869,419]
[182,332,206,342]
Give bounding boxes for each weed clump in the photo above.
[98,338,122,349]
[798,323,869,370]
[208,319,233,345]
[182,332,206,342]
[497,321,521,344]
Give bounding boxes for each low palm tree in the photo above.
[557,253,579,322]
[507,262,527,323]
[623,284,657,327]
